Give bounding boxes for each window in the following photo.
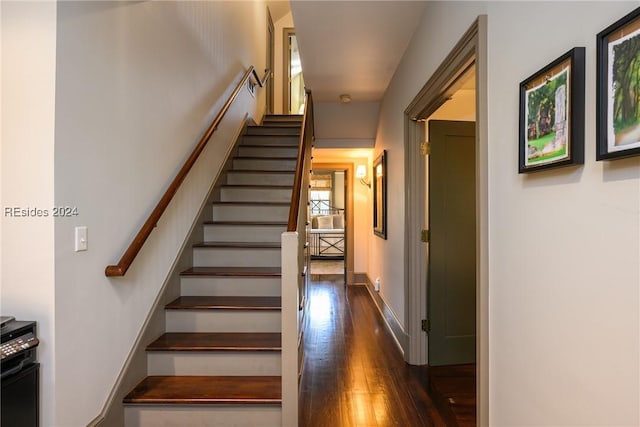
[310,190,331,215]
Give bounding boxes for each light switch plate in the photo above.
[75,226,88,252]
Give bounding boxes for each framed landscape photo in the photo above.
[519,47,585,173]
[597,7,640,160]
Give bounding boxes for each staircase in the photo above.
[123,115,303,427]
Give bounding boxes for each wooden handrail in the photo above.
[288,90,314,232]
[106,67,270,277]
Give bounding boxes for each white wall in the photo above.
[314,101,379,148]
[1,1,57,424]
[333,171,345,210]
[486,3,639,425]
[4,2,269,426]
[375,1,639,425]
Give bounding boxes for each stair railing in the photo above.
[287,90,314,233]
[105,66,269,277]
[281,89,313,426]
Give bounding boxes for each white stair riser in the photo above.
[246,126,300,136]
[211,205,289,222]
[193,248,280,267]
[147,352,281,376]
[226,172,294,186]
[220,187,291,203]
[124,405,281,427]
[237,146,298,158]
[204,224,285,243]
[166,310,281,333]
[233,158,296,171]
[242,135,299,145]
[180,277,281,297]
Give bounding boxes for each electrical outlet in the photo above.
[374,277,381,292]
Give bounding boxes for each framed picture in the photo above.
[519,47,585,173]
[373,150,387,239]
[597,7,640,160]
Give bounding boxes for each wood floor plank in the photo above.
[299,279,475,426]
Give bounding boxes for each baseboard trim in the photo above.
[357,273,409,355]
[351,272,367,285]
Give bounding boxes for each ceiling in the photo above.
[290,1,428,103]
[266,1,291,23]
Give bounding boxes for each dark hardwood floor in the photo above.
[299,279,476,426]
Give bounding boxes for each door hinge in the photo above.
[420,229,430,243]
[420,141,431,156]
[421,318,431,333]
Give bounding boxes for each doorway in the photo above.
[309,163,355,284]
[309,169,346,280]
[283,28,305,115]
[427,119,476,365]
[404,16,488,424]
[266,10,275,115]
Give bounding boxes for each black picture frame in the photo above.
[519,47,585,173]
[596,7,640,161]
[373,150,387,239]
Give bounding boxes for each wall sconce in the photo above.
[356,164,370,188]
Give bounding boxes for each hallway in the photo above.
[299,279,476,426]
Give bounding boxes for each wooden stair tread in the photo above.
[240,143,299,148]
[263,114,302,120]
[147,333,281,351]
[211,201,289,206]
[240,137,300,142]
[181,266,281,277]
[261,122,302,125]
[248,123,301,127]
[227,170,294,174]
[257,123,302,128]
[234,156,297,160]
[222,184,293,189]
[194,242,281,249]
[204,221,287,226]
[166,296,281,310]
[123,376,282,405]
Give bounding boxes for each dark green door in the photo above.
[427,120,476,366]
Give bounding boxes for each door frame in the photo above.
[403,15,488,425]
[311,163,354,284]
[266,8,275,115]
[283,27,295,114]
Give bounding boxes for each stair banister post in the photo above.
[280,231,300,426]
